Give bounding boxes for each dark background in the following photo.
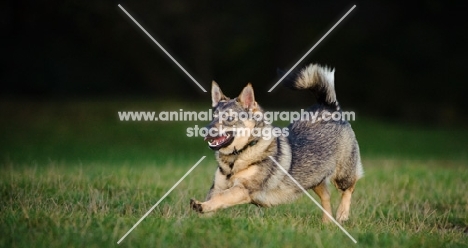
[2,0,467,125]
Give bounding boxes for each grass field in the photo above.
[1,100,467,247]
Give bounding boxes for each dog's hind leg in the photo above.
[334,143,362,223]
[335,183,355,223]
[312,181,333,223]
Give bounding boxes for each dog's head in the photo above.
[204,81,266,155]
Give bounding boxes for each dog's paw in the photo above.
[190,199,204,213]
[336,211,349,223]
[322,215,333,224]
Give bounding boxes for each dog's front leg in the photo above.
[204,167,229,201]
[190,184,251,213]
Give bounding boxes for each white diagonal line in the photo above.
[117,156,206,244]
[268,5,356,92]
[118,4,207,93]
[268,156,357,244]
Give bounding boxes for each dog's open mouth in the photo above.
[204,131,234,150]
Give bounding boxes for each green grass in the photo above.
[1,99,467,247]
[1,160,467,247]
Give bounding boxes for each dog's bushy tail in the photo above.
[282,64,339,109]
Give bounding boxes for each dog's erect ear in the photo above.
[238,83,258,110]
[211,81,227,107]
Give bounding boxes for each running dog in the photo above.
[190,64,363,223]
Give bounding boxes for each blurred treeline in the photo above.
[1,0,467,125]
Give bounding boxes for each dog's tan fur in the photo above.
[191,64,363,223]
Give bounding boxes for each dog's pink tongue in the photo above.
[213,136,226,142]
[205,135,226,143]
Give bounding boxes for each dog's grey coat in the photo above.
[191,64,363,222]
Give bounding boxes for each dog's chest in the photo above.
[216,155,251,177]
